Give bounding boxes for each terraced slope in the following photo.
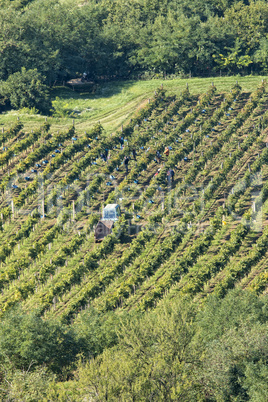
[0,81,267,323]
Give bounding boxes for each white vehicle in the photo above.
[95,204,121,242]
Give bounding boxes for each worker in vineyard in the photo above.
[167,168,175,184]
[119,136,124,149]
[170,169,174,182]
[124,156,129,174]
[156,150,161,163]
[132,149,137,161]
[100,153,107,162]
[164,147,169,157]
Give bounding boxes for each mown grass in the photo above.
[0,75,267,135]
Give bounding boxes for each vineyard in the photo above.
[0,80,267,326]
[1,79,268,399]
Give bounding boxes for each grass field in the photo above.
[1,75,267,135]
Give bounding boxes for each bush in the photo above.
[0,67,51,114]
[0,308,81,374]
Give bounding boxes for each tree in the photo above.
[0,67,51,114]
[2,367,56,402]
[254,37,268,74]
[0,308,80,375]
[198,322,268,401]
[194,289,268,400]
[71,297,198,401]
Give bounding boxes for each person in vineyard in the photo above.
[164,147,169,157]
[119,136,124,149]
[167,168,174,184]
[124,156,129,174]
[156,150,161,163]
[171,169,174,182]
[132,149,137,161]
[100,153,107,162]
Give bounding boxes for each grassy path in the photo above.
[1,76,268,135]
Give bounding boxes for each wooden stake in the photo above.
[72,200,75,221]
[11,199,14,219]
[42,199,45,219]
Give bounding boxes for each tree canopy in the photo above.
[0,0,267,87]
[0,67,51,113]
[48,290,268,401]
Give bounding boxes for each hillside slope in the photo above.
[1,75,268,134]
[0,78,268,400]
[0,80,267,322]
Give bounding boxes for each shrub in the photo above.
[0,67,51,114]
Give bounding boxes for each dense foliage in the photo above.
[65,290,267,401]
[0,291,267,400]
[0,67,51,113]
[0,0,267,88]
